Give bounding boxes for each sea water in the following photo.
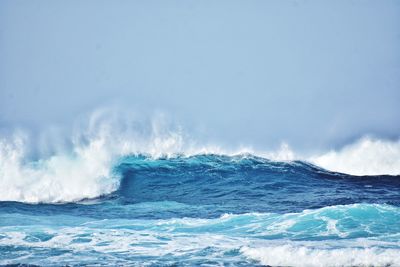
[1,133,400,266]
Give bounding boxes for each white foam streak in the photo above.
[241,244,400,267]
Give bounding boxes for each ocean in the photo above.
[1,134,400,266]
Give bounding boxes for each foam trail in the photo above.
[1,204,399,265]
[241,244,400,267]
[309,137,400,176]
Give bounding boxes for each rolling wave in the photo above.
[1,112,399,265]
[0,113,399,204]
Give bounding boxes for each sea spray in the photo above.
[1,113,400,203]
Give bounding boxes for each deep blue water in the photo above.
[1,155,400,266]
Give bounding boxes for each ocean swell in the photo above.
[0,112,399,204]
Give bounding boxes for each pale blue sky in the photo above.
[1,0,399,150]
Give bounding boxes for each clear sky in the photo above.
[1,0,399,151]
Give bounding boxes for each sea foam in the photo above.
[309,137,400,176]
[1,205,399,266]
[0,135,117,203]
[241,244,400,267]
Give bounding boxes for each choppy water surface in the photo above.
[1,155,400,266]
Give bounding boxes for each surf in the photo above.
[1,113,399,266]
[1,203,399,266]
[1,135,400,204]
[0,110,399,204]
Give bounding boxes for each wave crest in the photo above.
[1,110,399,203]
[310,137,400,176]
[0,135,118,203]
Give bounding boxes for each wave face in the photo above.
[1,153,400,266]
[114,155,400,215]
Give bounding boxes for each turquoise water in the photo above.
[1,155,400,266]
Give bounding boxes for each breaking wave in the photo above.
[310,137,400,176]
[0,110,399,204]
